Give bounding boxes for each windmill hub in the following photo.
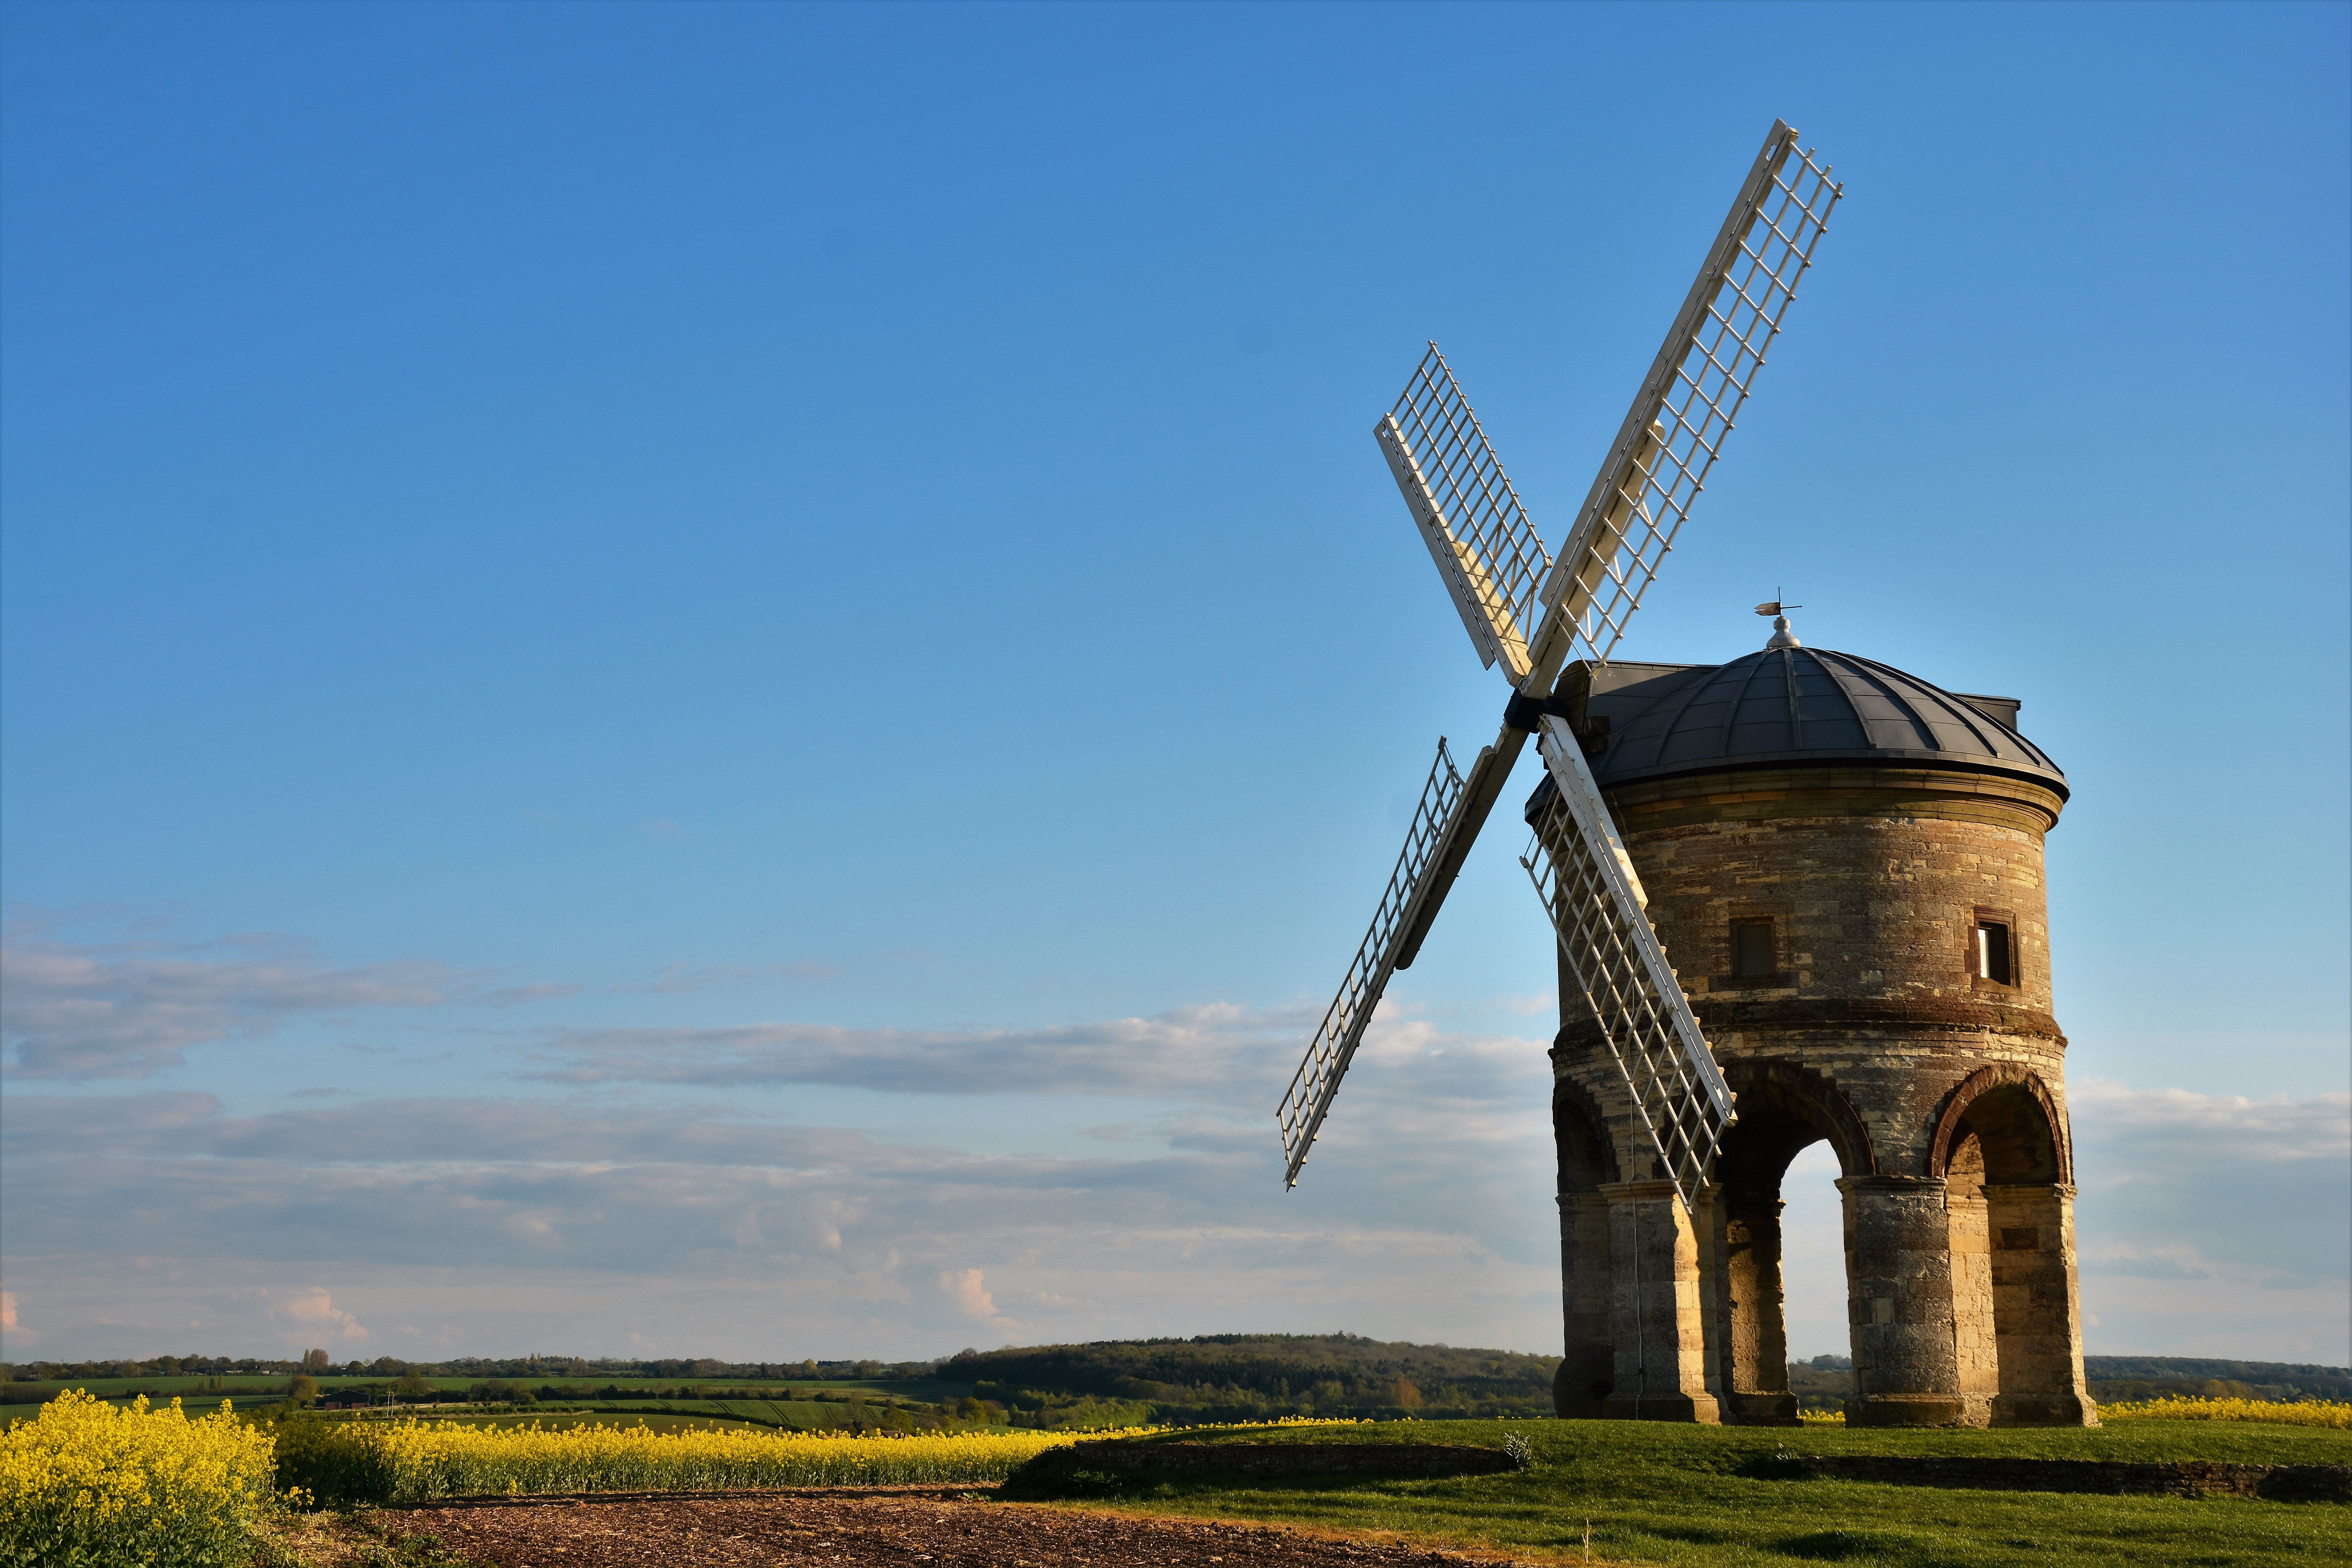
[1278,122,2096,1431]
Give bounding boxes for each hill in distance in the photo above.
[12,1338,2343,1425]
[944,1333,1562,1423]
[946,1336,2350,1423]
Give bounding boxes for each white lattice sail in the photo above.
[1377,346,1552,685]
[1278,738,1465,1186]
[1541,125,1840,673]
[1520,718,1733,1208]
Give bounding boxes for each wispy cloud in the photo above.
[522,1003,1313,1102]
[7,926,2341,1365]
[2068,1079,2350,1163]
[0,1069,1563,1359]
[2066,1079,2350,1297]
[0,932,468,1080]
[521,1002,1550,1120]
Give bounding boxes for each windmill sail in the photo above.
[1378,347,1552,686]
[1277,738,1465,1187]
[1527,122,1840,687]
[1283,120,1838,1194]
[1521,717,1732,1209]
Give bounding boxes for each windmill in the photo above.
[1278,122,1841,1208]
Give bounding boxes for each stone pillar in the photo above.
[1553,1194,1615,1418]
[1691,1183,1728,1411]
[1985,1183,2098,1427]
[1839,1175,1967,1427]
[1598,1180,1720,1423]
[1946,1187,1998,1426]
[1720,1197,1797,1425]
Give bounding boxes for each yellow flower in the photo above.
[365,1415,1359,1502]
[2100,1395,2349,1428]
[1,1389,278,1566]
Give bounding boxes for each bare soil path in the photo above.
[366,1490,1548,1567]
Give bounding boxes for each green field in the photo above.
[1003,1417,2352,1568]
[0,1375,1007,1435]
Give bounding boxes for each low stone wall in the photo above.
[1070,1442,1517,1479]
[1771,1454,2350,1502]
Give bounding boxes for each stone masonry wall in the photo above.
[1547,763,2089,1426]
[1586,767,2072,1177]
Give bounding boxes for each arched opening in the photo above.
[1776,1143,1853,1412]
[1552,1089,1618,1418]
[1710,1067,1873,1425]
[1933,1069,2089,1426]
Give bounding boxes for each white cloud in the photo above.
[0,930,466,1079]
[0,1000,1563,1360]
[278,1289,368,1343]
[940,1268,1017,1333]
[522,1001,1316,1103]
[2067,1079,2350,1293]
[2067,1079,2350,1163]
[8,927,2337,1365]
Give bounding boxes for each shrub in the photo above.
[264,1414,399,1507]
[0,1390,279,1567]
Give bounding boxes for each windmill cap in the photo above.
[1576,647,2065,798]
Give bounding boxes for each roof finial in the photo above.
[1754,591,1803,650]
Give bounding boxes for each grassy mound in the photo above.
[1001,1417,2351,1568]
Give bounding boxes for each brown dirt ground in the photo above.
[342,1488,1555,1567]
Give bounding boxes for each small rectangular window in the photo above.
[1973,920,2013,985]
[1731,919,1776,978]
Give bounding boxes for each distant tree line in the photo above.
[8,1342,2342,1421]
[2078,1357,2349,1405]
[0,1352,942,1385]
[1784,1354,2348,1415]
[944,1333,1564,1422]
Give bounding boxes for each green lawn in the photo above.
[1004,1418,2351,1568]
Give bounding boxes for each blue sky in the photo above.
[3,1,2345,1366]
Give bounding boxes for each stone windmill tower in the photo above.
[1273,123,2094,1428]
[1543,622,2091,1428]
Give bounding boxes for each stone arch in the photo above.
[1926,1064,2088,1426]
[1719,1059,1877,1180]
[1703,1062,1873,1426]
[1554,1080,1621,1193]
[1927,1064,2068,1184]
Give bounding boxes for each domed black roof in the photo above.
[1588,646,2066,795]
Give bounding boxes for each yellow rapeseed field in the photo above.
[0,1389,279,1567]
[370,1415,1359,1503]
[2101,1395,2351,1428]
[370,1418,1113,1500]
